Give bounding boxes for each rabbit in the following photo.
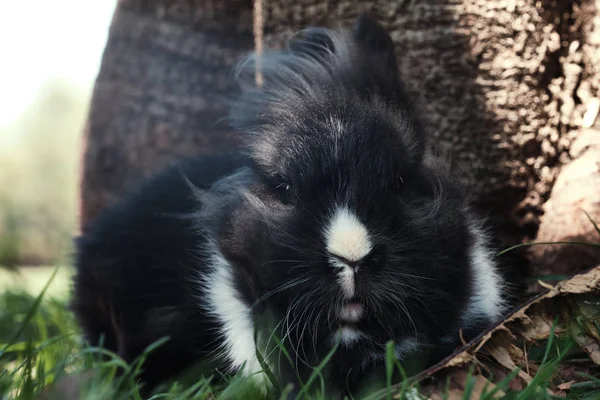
[71,14,511,398]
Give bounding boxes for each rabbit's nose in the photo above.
[330,254,365,272]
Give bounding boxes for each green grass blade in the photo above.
[582,209,600,238]
[385,341,395,400]
[497,241,600,256]
[254,326,279,392]
[0,267,58,359]
[294,339,339,400]
[461,366,476,400]
[482,367,521,399]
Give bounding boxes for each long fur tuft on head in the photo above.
[231,17,403,126]
[229,14,425,170]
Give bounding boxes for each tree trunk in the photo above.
[80,0,600,272]
[261,0,597,246]
[79,0,254,225]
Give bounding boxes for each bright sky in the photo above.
[0,0,117,129]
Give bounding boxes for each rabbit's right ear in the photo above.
[352,13,398,80]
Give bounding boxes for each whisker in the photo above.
[250,277,312,309]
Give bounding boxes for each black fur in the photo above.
[72,15,510,397]
[72,153,254,385]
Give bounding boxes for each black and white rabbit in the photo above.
[72,15,510,397]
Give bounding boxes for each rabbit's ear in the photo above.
[288,27,336,61]
[352,13,398,80]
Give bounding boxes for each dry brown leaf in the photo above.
[573,333,600,365]
[411,265,600,397]
[486,345,533,384]
[427,370,504,400]
[556,269,600,294]
[519,313,564,341]
[538,280,556,290]
[444,352,474,368]
[558,380,575,391]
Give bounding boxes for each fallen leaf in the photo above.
[410,265,600,397]
[426,369,504,400]
[558,380,574,390]
[486,345,533,384]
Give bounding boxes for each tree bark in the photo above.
[80,0,600,266]
[260,0,598,247]
[79,0,254,225]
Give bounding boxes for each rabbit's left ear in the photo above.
[288,27,336,60]
[352,13,398,79]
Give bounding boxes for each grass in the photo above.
[2,218,596,399]
[0,266,598,399]
[1,73,599,399]
[0,266,72,298]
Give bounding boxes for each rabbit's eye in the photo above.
[272,180,292,205]
[395,174,404,193]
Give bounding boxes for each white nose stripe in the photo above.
[338,266,355,298]
[325,206,372,262]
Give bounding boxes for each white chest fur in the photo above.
[199,246,267,386]
[462,216,507,326]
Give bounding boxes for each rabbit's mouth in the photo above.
[338,302,363,323]
[335,302,372,345]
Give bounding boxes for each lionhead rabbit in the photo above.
[72,14,510,397]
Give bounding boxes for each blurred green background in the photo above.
[0,1,117,293]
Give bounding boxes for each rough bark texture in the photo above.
[260,0,596,246]
[530,129,600,289]
[80,0,600,276]
[528,0,600,283]
[79,0,254,225]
